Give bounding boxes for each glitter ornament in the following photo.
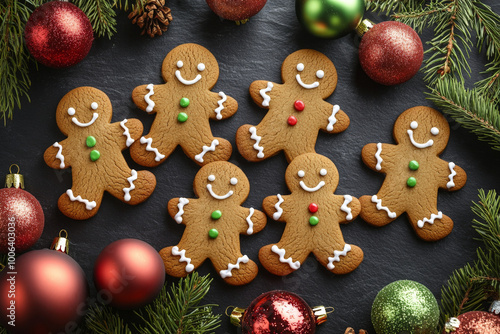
[371,280,439,334]
[0,231,88,334]
[443,311,500,334]
[358,20,424,85]
[230,290,330,334]
[24,1,93,68]
[206,0,268,23]
[0,165,44,253]
[94,239,165,309]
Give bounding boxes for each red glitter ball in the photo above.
[206,0,267,21]
[24,1,93,68]
[294,100,305,111]
[308,203,318,213]
[288,115,298,126]
[359,21,423,85]
[241,290,316,334]
[444,311,500,334]
[0,188,44,253]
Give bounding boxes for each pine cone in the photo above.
[345,328,368,334]
[128,0,172,38]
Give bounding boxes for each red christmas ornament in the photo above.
[94,239,165,309]
[0,165,44,253]
[24,1,93,68]
[444,311,500,334]
[358,20,423,85]
[0,231,88,334]
[206,0,268,22]
[230,290,329,334]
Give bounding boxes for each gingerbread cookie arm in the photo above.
[262,194,289,222]
[249,80,280,109]
[110,118,144,150]
[437,159,467,191]
[208,91,238,121]
[44,139,71,169]
[319,102,350,134]
[168,197,195,226]
[238,207,267,235]
[361,142,397,173]
[337,194,361,224]
[132,83,164,114]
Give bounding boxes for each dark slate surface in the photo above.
[2,1,500,333]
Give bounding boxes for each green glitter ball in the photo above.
[371,280,439,334]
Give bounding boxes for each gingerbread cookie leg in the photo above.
[58,184,104,220]
[359,194,399,227]
[105,168,156,205]
[259,240,309,276]
[159,245,205,277]
[130,130,178,167]
[236,124,284,161]
[314,243,364,275]
[406,206,453,241]
[181,135,232,166]
[210,252,258,286]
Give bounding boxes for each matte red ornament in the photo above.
[444,311,500,334]
[94,239,165,309]
[0,249,88,333]
[206,0,267,21]
[24,1,93,68]
[358,21,423,85]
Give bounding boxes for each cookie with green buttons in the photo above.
[44,87,156,220]
[259,153,363,276]
[160,161,266,285]
[130,43,238,167]
[360,106,467,241]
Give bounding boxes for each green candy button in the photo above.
[180,97,190,108]
[407,177,417,187]
[90,150,100,162]
[208,228,219,239]
[211,210,222,220]
[309,216,319,226]
[86,136,96,148]
[177,112,188,123]
[409,160,419,171]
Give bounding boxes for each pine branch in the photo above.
[426,77,500,150]
[391,1,453,33]
[135,272,221,334]
[471,189,500,254]
[84,304,133,334]
[365,0,424,16]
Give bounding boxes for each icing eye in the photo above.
[320,169,327,176]
[410,121,418,130]
[430,127,439,135]
[67,107,76,116]
[208,175,215,182]
[297,63,304,72]
[230,177,238,185]
[316,70,324,79]
[298,170,305,178]
[197,63,205,71]
[91,102,98,110]
[177,60,183,68]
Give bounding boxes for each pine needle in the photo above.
[85,304,133,334]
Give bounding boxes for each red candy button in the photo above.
[294,100,305,111]
[308,203,318,213]
[288,115,297,126]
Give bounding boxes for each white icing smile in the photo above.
[175,60,204,85]
[206,175,234,200]
[298,169,326,192]
[295,63,322,89]
[71,112,99,127]
[406,121,438,149]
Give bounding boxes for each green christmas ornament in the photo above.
[371,280,439,334]
[295,0,365,39]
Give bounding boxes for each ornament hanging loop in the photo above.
[228,306,246,327]
[313,305,333,325]
[51,229,69,254]
[5,164,24,189]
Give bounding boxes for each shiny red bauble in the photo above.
[359,21,423,85]
[24,1,93,68]
[444,311,500,334]
[0,188,44,253]
[0,249,88,334]
[206,0,267,21]
[94,239,165,309]
[242,290,316,334]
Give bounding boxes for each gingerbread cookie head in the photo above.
[193,161,250,205]
[281,49,338,99]
[161,43,220,90]
[285,153,339,194]
[56,87,113,135]
[393,106,451,154]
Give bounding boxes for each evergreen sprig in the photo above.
[438,190,500,331]
[85,304,133,334]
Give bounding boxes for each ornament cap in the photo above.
[312,305,332,325]
[50,229,69,254]
[228,306,246,327]
[444,317,460,332]
[355,19,375,37]
[490,300,500,315]
[5,164,24,189]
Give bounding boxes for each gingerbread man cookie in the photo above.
[44,87,156,220]
[259,153,363,276]
[360,106,467,241]
[236,49,350,162]
[160,161,266,285]
[130,43,238,167]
